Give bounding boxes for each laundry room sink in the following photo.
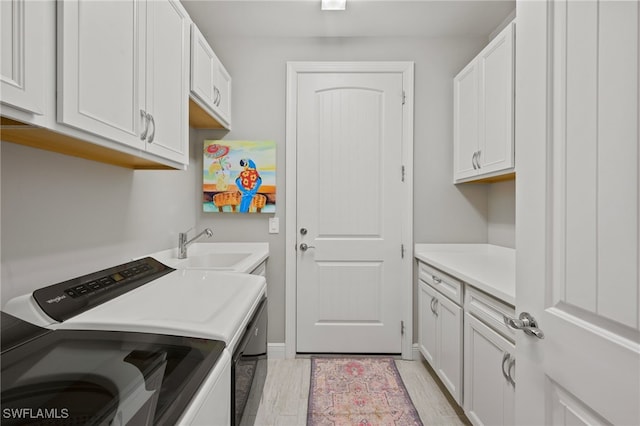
[147,242,269,273]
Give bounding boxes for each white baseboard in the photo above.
[412,343,422,362]
[267,343,286,359]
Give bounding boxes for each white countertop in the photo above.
[414,244,515,305]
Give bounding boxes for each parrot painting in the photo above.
[235,159,262,213]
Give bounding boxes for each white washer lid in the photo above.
[54,269,266,344]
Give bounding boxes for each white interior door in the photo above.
[295,70,406,354]
[515,1,640,424]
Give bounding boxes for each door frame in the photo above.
[284,61,415,359]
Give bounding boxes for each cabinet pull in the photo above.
[214,86,220,106]
[432,275,442,284]
[501,352,511,383]
[430,297,436,314]
[216,88,221,106]
[140,109,149,140]
[432,298,439,316]
[472,152,478,170]
[476,150,482,168]
[507,356,516,387]
[148,114,156,143]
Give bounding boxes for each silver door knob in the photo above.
[504,312,545,339]
[299,243,315,251]
[300,228,308,235]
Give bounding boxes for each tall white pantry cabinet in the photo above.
[58,0,190,164]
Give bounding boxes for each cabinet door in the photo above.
[190,24,231,129]
[1,0,45,114]
[478,22,515,175]
[453,61,479,182]
[58,0,146,150]
[418,280,438,367]
[145,0,189,164]
[436,294,463,405]
[191,25,216,109]
[464,313,515,426]
[213,60,232,128]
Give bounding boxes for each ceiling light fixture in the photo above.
[321,0,346,11]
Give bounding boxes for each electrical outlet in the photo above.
[269,217,279,234]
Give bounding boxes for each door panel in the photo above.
[453,63,479,180]
[296,72,404,353]
[145,0,189,163]
[515,1,640,424]
[58,0,145,149]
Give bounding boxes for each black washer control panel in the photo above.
[33,257,174,322]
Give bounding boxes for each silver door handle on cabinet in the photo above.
[148,114,156,143]
[501,352,510,382]
[472,152,478,170]
[214,87,220,106]
[508,355,516,387]
[299,243,315,251]
[140,109,149,140]
[432,275,442,284]
[504,312,545,339]
[431,297,439,316]
[475,150,482,169]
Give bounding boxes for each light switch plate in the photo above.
[269,217,279,234]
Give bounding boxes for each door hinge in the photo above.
[401,244,405,258]
[401,165,405,182]
[401,320,405,335]
[402,90,406,105]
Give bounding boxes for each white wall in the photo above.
[488,180,516,248]
[0,130,199,306]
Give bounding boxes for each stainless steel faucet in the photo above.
[178,228,213,259]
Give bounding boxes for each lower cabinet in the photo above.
[418,279,463,404]
[463,295,516,426]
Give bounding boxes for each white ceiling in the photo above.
[181,0,516,39]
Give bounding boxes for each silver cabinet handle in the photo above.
[432,275,442,284]
[148,114,156,143]
[213,86,220,107]
[432,298,438,316]
[504,312,545,339]
[508,355,516,387]
[476,150,482,169]
[501,352,511,382]
[216,88,221,106]
[140,109,149,140]
[299,243,315,251]
[472,152,478,170]
[430,297,436,314]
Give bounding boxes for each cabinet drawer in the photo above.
[418,262,463,305]
[465,285,516,342]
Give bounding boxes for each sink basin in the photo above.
[180,252,251,268]
[146,242,269,273]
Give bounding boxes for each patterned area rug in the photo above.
[307,357,423,426]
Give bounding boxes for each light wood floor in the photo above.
[242,357,470,426]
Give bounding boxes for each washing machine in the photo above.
[3,256,267,425]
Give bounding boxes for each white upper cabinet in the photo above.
[58,0,190,165]
[1,0,46,115]
[144,0,190,163]
[454,21,515,183]
[190,24,232,129]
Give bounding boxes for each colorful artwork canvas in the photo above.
[203,140,276,213]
